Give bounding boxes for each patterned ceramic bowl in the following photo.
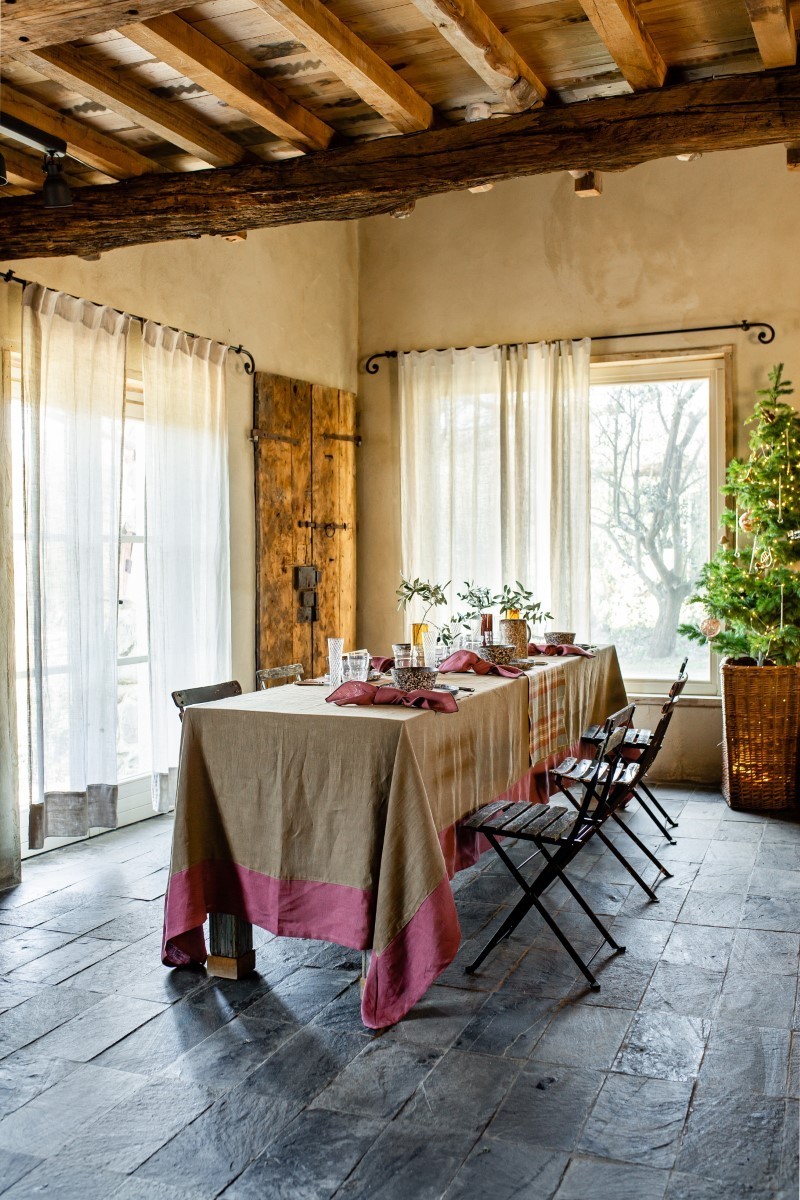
[477,643,516,666]
[545,631,576,646]
[391,666,438,691]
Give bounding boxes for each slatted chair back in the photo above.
[256,663,304,689]
[569,704,636,833]
[622,669,688,788]
[171,680,243,720]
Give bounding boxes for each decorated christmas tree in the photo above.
[680,364,800,666]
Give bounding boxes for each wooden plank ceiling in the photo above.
[0,0,798,256]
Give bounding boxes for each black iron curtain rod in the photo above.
[362,320,777,375]
[1,269,256,375]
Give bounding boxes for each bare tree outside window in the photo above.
[589,375,711,684]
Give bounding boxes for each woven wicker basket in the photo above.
[721,662,800,810]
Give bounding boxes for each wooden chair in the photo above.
[256,663,304,689]
[583,657,688,839]
[464,705,637,991]
[171,680,242,720]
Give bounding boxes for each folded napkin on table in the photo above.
[437,650,523,678]
[528,643,595,658]
[326,681,458,713]
[370,655,394,673]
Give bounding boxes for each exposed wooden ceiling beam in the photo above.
[578,0,667,90]
[3,66,800,260]
[19,44,249,167]
[249,0,433,133]
[0,83,163,178]
[0,1,187,62]
[407,0,546,110]
[120,13,333,152]
[744,0,796,67]
[1,147,43,189]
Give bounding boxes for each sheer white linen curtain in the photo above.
[399,339,590,633]
[0,353,21,882]
[142,323,231,814]
[21,284,129,850]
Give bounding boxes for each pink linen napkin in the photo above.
[326,681,458,713]
[437,649,523,678]
[528,643,595,658]
[370,656,394,673]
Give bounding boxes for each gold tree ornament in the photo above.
[759,548,775,570]
[739,510,757,533]
[700,617,721,639]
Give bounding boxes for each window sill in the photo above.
[628,692,721,708]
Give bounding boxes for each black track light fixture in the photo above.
[42,152,73,208]
[0,111,72,205]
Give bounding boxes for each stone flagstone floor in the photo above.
[0,786,798,1199]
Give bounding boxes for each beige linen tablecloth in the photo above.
[162,646,626,1027]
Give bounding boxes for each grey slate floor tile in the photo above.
[443,1139,568,1200]
[488,1064,606,1151]
[530,1003,633,1070]
[613,1011,709,1082]
[0,1063,143,1157]
[310,1037,440,1120]
[554,1155,669,1200]
[578,1073,692,1169]
[222,1106,383,1199]
[675,1093,794,1192]
[0,1148,42,1197]
[29,993,167,1062]
[696,1020,791,1099]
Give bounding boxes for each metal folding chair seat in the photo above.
[463,705,639,991]
[582,657,688,840]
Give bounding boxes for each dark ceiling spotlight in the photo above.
[42,152,72,208]
[0,110,72,206]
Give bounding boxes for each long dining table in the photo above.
[162,646,627,1028]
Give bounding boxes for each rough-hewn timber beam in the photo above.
[1,146,45,189]
[120,13,333,152]
[0,0,187,62]
[249,0,433,133]
[0,84,163,178]
[744,0,796,68]
[578,0,666,90]
[3,67,800,260]
[19,44,248,167]
[407,0,546,110]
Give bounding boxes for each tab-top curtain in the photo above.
[399,339,591,635]
[21,283,129,849]
[142,323,231,813]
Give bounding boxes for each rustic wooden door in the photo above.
[253,372,357,680]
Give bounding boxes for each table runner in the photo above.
[162,647,625,1027]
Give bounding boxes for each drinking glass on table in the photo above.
[348,649,370,681]
[328,638,344,689]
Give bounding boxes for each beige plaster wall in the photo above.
[1,223,359,688]
[357,143,800,783]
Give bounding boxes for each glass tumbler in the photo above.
[327,638,344,689]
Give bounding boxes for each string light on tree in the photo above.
[680,364,800,666]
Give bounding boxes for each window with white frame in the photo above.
[588,352,728,695]
[6,351,154,847]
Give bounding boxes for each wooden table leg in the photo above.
[207,913,256,979]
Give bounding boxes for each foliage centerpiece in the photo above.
[495,583,553,628]
[396,575,449,646]
[679,364,800,811]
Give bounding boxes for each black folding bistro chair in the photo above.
[464,705,639,991]
[582,657,688,842]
